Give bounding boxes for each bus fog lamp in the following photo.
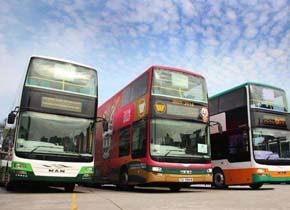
[15,170,28,177]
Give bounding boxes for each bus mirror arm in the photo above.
[96,117,109,132]
[7,106,19,124]
[210,121,223,134]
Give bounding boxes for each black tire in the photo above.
[213,168,228,189]
[4,169,15,191]
[169,185,182,192]
[117,169,134,191]
[6,182,15,191]
[249,183,263,190]
[64,183,75,192]
[93,183,102,188]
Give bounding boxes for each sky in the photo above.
[0,0,289,120]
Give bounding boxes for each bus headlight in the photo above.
[152,167,163,172]
[207,168,213,173]
[257,168,266,175]
[14,162,26,170]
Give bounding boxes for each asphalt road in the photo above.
[1,184,290,210]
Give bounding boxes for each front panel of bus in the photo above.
[11,57,97,184]
[249,84,290,183]
[143,68,212,184]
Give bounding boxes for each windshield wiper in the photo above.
[164,149,184,156]
[275,136,286,141]
[29,145,61,154]
[266,153,279,160]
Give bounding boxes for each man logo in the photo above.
[48,169,65,173]
[43,164,69,173]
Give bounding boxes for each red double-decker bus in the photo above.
[95,66,212,191]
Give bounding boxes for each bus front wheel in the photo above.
[64,183,75,192]
[4,169,15,191]
[213,169,228,189]
[117,169,134,191]
[169,185,182,192]
[249,183,263,190]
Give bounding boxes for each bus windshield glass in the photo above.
[150,119,210,159]
[15,112,94,161]
[250,85,288,112]
[253,128,290,161]
[26,57,97,97]
[152,69,207,103]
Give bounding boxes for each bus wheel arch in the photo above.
[213,167,228,189]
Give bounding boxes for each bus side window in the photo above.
[132,120,146,159]
[119,126,130,157]
[210,133,227,160]
[227,130,250,162]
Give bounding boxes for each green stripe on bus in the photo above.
[210,82,285,99]
[252,174,290,183]
[145,166,209,175]
[127,162,211,175]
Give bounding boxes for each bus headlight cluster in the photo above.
[257,168,266,175]
[85,167,94,173]
[82,167,94,179]
[152,167,163,172]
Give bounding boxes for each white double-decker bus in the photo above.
[210,82,290,189]
[0,56,98,191]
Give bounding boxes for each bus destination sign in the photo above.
[259,117,287,127]
[41,97,82,113]
[258,115,287,128]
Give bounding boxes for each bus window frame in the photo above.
[118,125,131,157]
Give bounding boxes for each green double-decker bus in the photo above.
[0,56,98,191]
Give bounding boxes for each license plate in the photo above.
[179,178,193,182]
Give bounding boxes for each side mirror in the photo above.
[102,120,108,132]
[7,112,16,124]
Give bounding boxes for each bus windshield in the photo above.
[253,128,290,161]
[150,119,210,160]
[152,69,207,103]
[26,57,97,97]
[15,112,94,161]
[250,85,288,112]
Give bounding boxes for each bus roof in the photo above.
[151,65,205,79]
[210,82,285,99]
[30,55,97,71]
[99,65,205,108]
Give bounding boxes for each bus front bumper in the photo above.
[128,166,212,185]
